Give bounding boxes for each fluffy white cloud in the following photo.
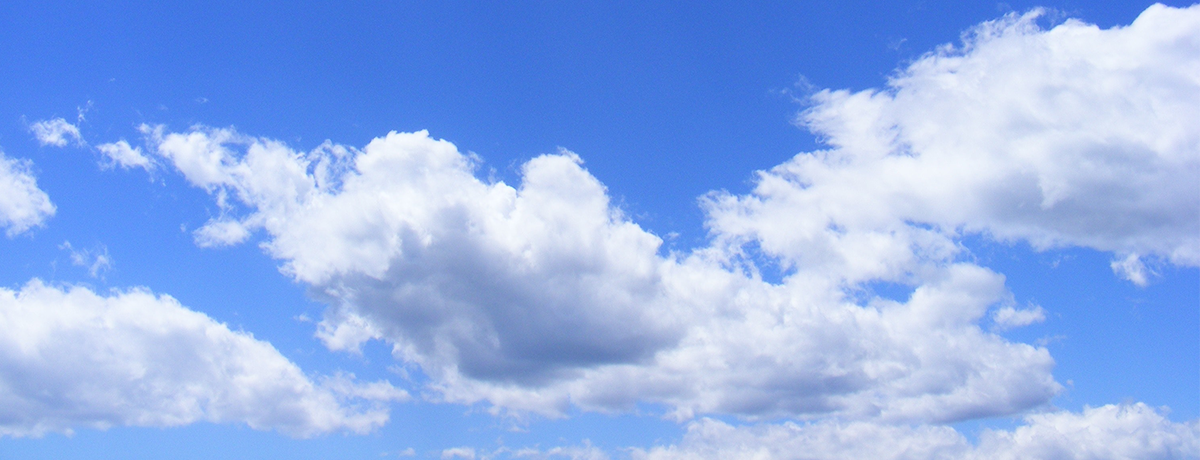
[124,2,1196,431]
[705,4,1200,285]
[632,404,1199,460]
[29,118,84,147]
[95,140,154,170]
[0,280,407,438]
[0,150,55,236]
[132,126,1057,424]
[990,305,1045,332]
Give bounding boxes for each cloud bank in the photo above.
[119,4,1200,427]
[0,280,406,438]
[89,1,1198,453]
[633,404,1199,460]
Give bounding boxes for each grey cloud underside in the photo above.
[130,2,1196,430]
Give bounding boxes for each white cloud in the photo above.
[95,140,154,170]
[0,150,55,237]
[1111,253,1155,286]
[134,126,1058,424]
[125,2,1197,430]
[59,241,114,278]
[0,279,407,438]
[442,447,477,459]
[632,404,1199,460]
[29,118,84,147]
[707,4,1200,278]
[991,304,1045,331]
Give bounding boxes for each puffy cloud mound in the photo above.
[0,280,407,438]
[632,404,1200,460]
[706,4,1200,286]
[125,2,1196,429]
[134,126,1056,423]
[0,150,55,236]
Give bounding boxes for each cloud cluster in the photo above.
[69,4,1194,455]
[121,5,1200,429]
[633,404,1199,460]
[706,3,1199,287]
[0,150,55,236]
[0,280,406,438]
[133,124,1063,423]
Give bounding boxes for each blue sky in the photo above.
[0,1,1197,459]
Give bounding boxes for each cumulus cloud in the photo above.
[131,126,1057,424]
[632,404,1200,460]
[123,2,1197,431]
[0,280,407,438]
[95,140,154,170]
[29,118,84,147]
[990,304,1045,332]
[0,150,55,236]
[707,3,1200,280]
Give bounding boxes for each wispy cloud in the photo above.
[29,117,84,147]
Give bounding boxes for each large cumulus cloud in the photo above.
[118,1,1196,446]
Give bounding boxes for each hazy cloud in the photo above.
[632,404,1199,460]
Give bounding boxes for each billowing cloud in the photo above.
[122,1,1196,431]
[0,150,55,236]
[0,280,407,438]
[706,4,1199,285]
[131,127,1056,423]
[632,404,1200,460]
[29,118,84,148]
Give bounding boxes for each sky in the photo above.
[0,1,1197,459]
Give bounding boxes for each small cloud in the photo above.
[59,241,114,279]
[77,101,93,123]
[96,140,154,170]
[397,447,416,457]
[196,97,209,104]
[29,118,84,147]
[1111,253,1153,286]
[441,447,476,459]
[992,304,1046,331]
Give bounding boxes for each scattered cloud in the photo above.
[442,447,477,459]
[95,140,154,171]
[991,304,1046,331]
[0,280,406,438]
[0,150,55,236]
[111,0,1198,437]
[59,241,114,278]
[29,118,84,147]
[631,404,1199,460]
